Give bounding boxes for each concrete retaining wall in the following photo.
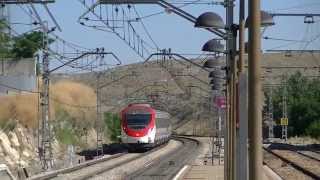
[0,59,36,94]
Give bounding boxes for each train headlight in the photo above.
[148,137,151,143]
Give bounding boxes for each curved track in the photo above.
[29,144,166,180]
[127,136,200,180]
[28,153,126,180]
[29,137,199,180]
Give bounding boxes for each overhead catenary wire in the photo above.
[4,23,100,72]
[270,2,320,12]
[263,36,309,43]
[0,83,97,109]
[5,15,113,74]
[15,4,92,52]
[0,83,40,94]
[134,0,207,20]
[78,1,155,59]
[132,5,159,50]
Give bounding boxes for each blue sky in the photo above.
[9,0,320,68]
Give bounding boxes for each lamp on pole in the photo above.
[204,50,226,166]
[195,5,237,179]
[197,4,275,180]
[245,5,275,180]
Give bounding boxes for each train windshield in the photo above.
[126,114,151,129]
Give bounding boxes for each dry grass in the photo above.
[287,136,320,145]
[0,80,97,130]
[0,94,38,129]
[51,80,97,126]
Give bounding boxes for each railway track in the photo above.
[28,153,126,180]
[28,142,172,180]
[264,147,320,180]
[296,150,320,162]
[126,136,200,180]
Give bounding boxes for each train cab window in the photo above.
[125,114,151,129]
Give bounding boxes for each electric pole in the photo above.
[282,78,288,141]
[268,87,274,138]
[0,0,56,171]
[248,0,263,179]
[39,22,54,170]
[96,73,104,157]
[225,0,237,179]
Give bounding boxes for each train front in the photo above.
[120,104,156,149]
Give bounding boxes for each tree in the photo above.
[104,112,121,142]
[270,72,320,138]
[0,18,54,59]
[11,31,54,58]
[0,20,11,58]
[306,120,320,138]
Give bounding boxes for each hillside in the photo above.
[52,52,320,136]
[0,52,319,176]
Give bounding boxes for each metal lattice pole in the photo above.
[39,22,53,170]
[217,106,222,164]
[0,0,55,172]
[96,73,104,157]
[268,87,274,138]
[282,79,288,141]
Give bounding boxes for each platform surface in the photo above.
[182,165,224,180]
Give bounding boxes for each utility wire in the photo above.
[0,83,97,109]
[0,83,40,94]
[7,24,107,74]
[133,5,159,50]
[5,15,106,73]
[16,4,92,52]
[135,0,202,20]
[263,36,308,43]
[270,2,320,12]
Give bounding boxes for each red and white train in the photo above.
[120,103,172,149]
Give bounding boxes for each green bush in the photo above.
[0,19,54,59]
[306,120,320,139]
[54,108,80,145]
[0,119,16,132]
[104,112,121,142]
[269,72,320,138]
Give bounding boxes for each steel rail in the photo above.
[127,136,200,180]
[75,142,172,180]
[29,141,169,180]
[296,151,320,162]
[263,147,320,179]
[28,153,126,180]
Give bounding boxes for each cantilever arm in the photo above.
[49,52,121,73]
[98,0,226,38]
[144,52,210,72]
